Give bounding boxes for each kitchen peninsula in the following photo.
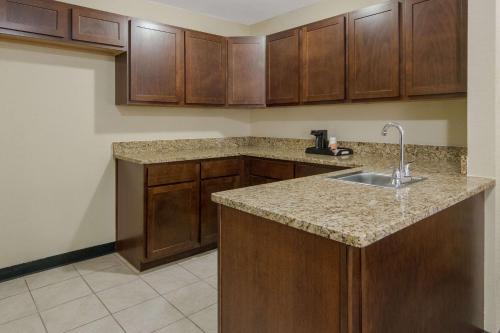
[114,136,493,332]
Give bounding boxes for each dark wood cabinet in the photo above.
[147,181,200,260]
[227,36,266,106]
[0,0,69,38]
[201,176,240,245]
[71,7,127,47]
[301,16,346,103]
[266,29,300,105]
[117,155,352,270]
[294,163,348,178]
[348,0,400,100]
[128,19,184,104]
[185,31,227,105]
[404,0,467,96]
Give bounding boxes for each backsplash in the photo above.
[113,136,467,164]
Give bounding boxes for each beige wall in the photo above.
[467,0,498,331]
[0,0,251,269]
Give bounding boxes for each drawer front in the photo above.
[294,163,348,178]
[248,175,278,186]
[249,158,294,180]
[71,7,127,47]
[0,0,69,38]
[201,158,242,179]
[147,162,199,186]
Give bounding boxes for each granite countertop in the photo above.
[113,137,494,248]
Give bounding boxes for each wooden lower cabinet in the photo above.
[116,156,352,271]
[147,182,200,260]
[219,193,485,333]
[201,176,240,245]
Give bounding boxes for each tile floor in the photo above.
[0,250,218,333]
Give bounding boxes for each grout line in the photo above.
[25,279,49,333]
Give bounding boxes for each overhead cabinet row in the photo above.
[0,0,128,51]
[116,20,265,106]
[267,0,467,105]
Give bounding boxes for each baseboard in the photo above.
[0,242,116,283]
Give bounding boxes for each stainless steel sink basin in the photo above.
[329,171,425,188]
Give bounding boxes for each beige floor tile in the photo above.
[67,316,124,333]
[189,304,217,333]
[155,318,203,333]
[164,281,217,316]
[97,279,157,313]
[113,297,183,333]
[83,265,138,293]
[179,254,217,279]
[0,292,37,325]
[0,314,46,333]
[74,254,123,275]
[31,276,92,311]
[141,265,199,294]
[40,294,108,333]
[0,278,28,300]
[26,266,79,290]
[204,275,218,290]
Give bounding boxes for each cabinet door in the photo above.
[0,0,69,38]
[404,0,467,96]
[147,181,199,259]
[185,31,227,105]
[130,19,184,104]
[201,176,240,245]
[266,29,300,105]
[294,163,348,178]
[348,0,400,99]
[301,16,346,102]
[71,7,127,47]
[227,36,265,106]
[248,175,277,186]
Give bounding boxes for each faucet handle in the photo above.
[392,167,402,179]
[403,161,414,177]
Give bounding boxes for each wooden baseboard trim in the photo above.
[0,242,116,283]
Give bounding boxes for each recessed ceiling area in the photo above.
[149,0,323,25]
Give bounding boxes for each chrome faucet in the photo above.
[381,122,412,185]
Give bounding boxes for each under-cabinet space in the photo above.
[348,0,401,100]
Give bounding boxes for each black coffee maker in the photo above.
[310,130,328,149]
[306,129,353,156]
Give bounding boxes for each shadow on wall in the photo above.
[0,39,251,138]
[249,99,467,146]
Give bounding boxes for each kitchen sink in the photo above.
[329,171,425,188]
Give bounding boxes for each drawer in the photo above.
[248,175,278,186]
[201,158,242,179]
[294,163,348,178]
[147,162,199,186]
[249,158,294,180]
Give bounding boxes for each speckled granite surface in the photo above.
[113,137,489,248]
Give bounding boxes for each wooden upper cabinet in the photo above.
[0,0,69,38]
[404,0,467,96]
[71,7,127,47]
[301,16,346,103]
[129,19,184,104]
[227,36,266,106]
[185,31,227,105]
[348,0,400,100]
[266,29,300,105]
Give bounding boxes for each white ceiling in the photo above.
[150,0,322,25]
